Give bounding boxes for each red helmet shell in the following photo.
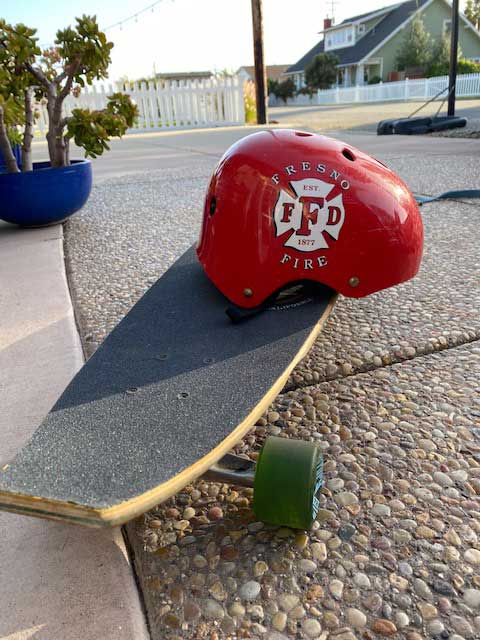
[197,130,423,308]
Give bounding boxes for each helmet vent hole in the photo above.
[294,131,312,137]
[209,196,216,216]
[342,148,355,161]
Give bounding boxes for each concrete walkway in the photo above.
[0,222,148,639]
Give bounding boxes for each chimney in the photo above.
[324,17,332,30]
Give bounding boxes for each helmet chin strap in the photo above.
[226,282,328,324]
[226,301,270,324]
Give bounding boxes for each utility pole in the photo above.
[448,0,459,116]
[251,0,267,124]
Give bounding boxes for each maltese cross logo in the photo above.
[273,178,345,252]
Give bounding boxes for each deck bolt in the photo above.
[348,276,360,288]
[243,288,253,297]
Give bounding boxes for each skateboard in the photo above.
[0,245,335,529]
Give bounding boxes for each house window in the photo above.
[325,26,355,51]
[443,19,451,35]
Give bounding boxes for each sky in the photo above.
[0,0,469,81]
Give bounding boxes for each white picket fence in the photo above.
[33,76,245,137]
[270,73,480,107]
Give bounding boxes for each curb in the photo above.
[0,221,149,639]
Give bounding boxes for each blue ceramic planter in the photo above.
[0,159,92,227]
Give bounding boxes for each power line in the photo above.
[103,0,170,32]
[37,1,171,50]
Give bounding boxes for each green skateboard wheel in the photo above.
[253,436,323,529]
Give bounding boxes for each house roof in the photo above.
[238,65,291,81]
[320,3,402,33]
[287,0,430,72]
[337,3,401,26]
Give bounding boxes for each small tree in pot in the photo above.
[0,15,138,174]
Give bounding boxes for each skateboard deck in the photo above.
[0,245,335,527]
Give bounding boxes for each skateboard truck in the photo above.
[201,436,324,530]
[203,453,255,487]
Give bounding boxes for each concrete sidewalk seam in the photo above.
[287,330,480,395]
[121,527,153,639]
[62,229,90,363]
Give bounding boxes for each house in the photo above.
[237,65,291,83]
[286,0,480,88]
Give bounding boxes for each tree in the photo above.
[217,68,235,77]
[0,22,39,172]
[465,0,480,30]
[267,78,279,95]
[396,13,433,71]
[0,15,138,173]
[426,34,453,76]
[269,77,296,103]
[304,53,339,90]
[424,33,480,77]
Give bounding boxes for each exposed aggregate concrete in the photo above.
[127,343,480,640]
[63,139,480,640]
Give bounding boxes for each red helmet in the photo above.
[197,129,423,309]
